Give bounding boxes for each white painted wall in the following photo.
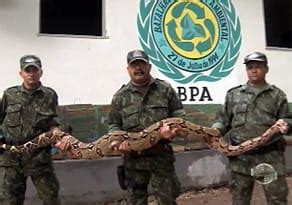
[0,0,291,105]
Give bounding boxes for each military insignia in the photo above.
[137,0,242,83]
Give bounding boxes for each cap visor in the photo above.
[243,59,266,64]
[22,63,41,70]
[128,57,148,64]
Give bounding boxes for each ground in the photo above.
[105,176,292,205]
[176,176,292,205]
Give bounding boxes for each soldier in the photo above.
[0,55,67,205]
[108,49,185,205]
[211,52,291,205]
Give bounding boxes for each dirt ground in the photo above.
[176,176,292,205]
[105,176,292,205]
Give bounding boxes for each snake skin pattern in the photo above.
[0,118,280,159]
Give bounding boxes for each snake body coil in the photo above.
[0,118,280,159]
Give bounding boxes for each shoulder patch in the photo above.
[119,84,126,90]
[38,86,58,98]
[270,84,286,95]
[114,84,127,95]
[270,84,279,90]
[227,85,242,93]
[6,85,20,93]
[155,78,171,88]
[44,86,57,94]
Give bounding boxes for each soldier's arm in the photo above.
[0,92,7,147]
[212,93,233,135]
[276,93,292,133]
[159,86,185,139]
[47,91,76,151]
[108,97,123,132]
[48,90,60,129]
[0,91,7,126]
[167,86,185,118]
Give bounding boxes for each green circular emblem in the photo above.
[137,0,241,83]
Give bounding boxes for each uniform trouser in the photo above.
[229,171,288,205]
[1,166,60,205]
[125,166,180,205]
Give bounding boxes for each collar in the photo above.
[240,82,274,93]
[20,83,44,94]
[125,77,156,92]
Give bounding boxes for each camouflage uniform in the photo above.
[212,83,291,205]
[108,77,185,205]
[0,84,60,205]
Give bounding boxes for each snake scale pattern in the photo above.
[0,118,280,159]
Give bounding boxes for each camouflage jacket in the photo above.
[212,83,291,175]
[0,84,59,168]
[108,78,185,169]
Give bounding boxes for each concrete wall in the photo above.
[0,146,291,205]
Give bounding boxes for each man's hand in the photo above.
[275,119,289,134]
[159,124,180,140]
[50,127,74,152]
[54,135,79,158]
[55,135,73,151]
[116,141,132,153]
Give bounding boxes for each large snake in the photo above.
[0,118,281,159]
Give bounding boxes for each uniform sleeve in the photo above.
[0,92,7,125]
[212,92,233,135]
[277,93,289,118]
[168,86,185,117]
[107,96,123,132]
[276,92,292,128]
[48,90,60,128]
[0,92,7,142]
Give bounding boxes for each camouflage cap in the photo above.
[20,55,42,70]
[127,49,149,64]
[243,52,268,64]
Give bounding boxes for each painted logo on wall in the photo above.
[137,0,241,83]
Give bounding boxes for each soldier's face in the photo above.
[19,66,43,89]
[246,61,268,85]
[127,60,151,86]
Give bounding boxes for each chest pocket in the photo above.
[146,103,169,121]
[232,104,248,127]
[34,109,55,129]
[5,104,22,127]
[255,101,277,125]
[121,106,140,131]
